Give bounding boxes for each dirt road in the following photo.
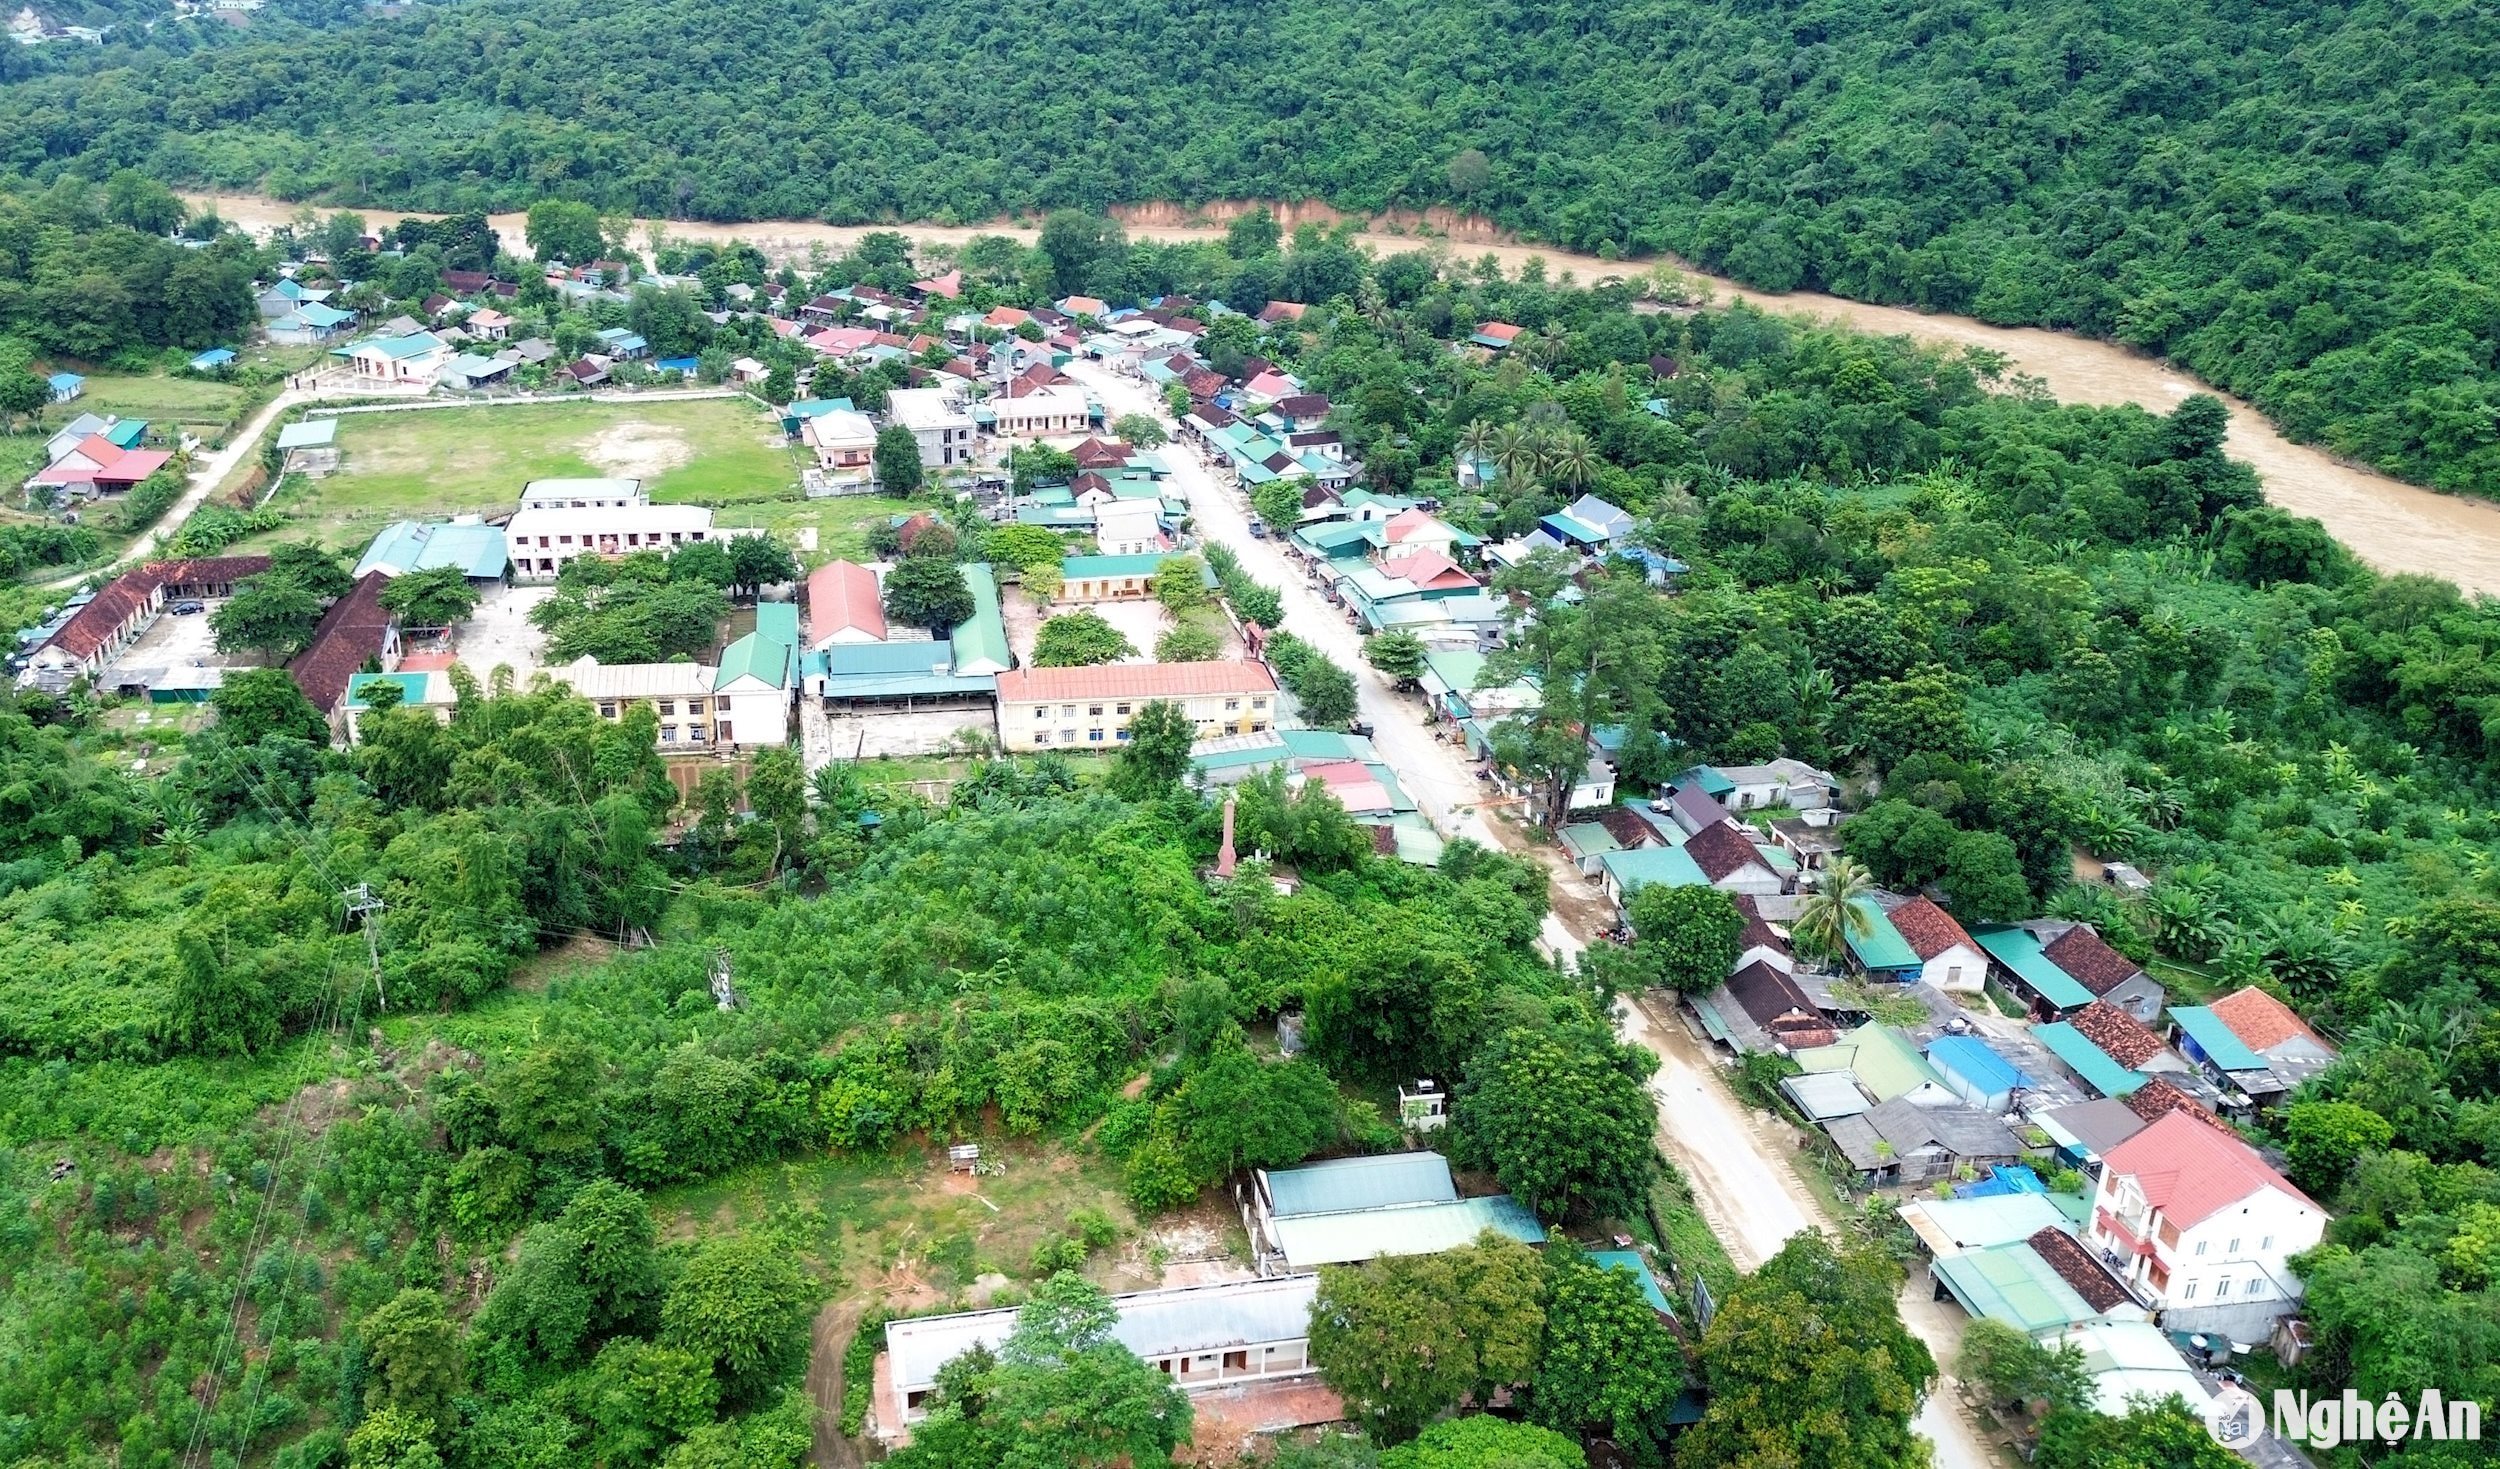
[192,190,2500,593]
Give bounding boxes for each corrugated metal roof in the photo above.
[1600,845,1708,892]
[1927,1035,2032,1095]
[354,520,509,580]
[1587,1251,1675,1316]
[1263,1154,1454,1218]
[1796,1024,1946,1103]
[2033,1022,2148,1098]
[2166,1006,2268,1071]
[887,1273,1319,1392]
[951,564,1011,675]
[1932,1242,2098,1334]
[1898,1193,2076,1254]
[1975,926,2095,1009]
[1844,898,1921,971]
[1781,1070,1872,1120]
[1271,1196,1545,1269]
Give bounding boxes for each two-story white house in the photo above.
[884,387,976,468]
[2085,1110,2327,1337]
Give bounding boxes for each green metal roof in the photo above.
[1844,899,1922,972]
[754,602,800,644]
[1588,1251,1676,1317]
[1975,927,2096,1010]
[1674,764,1736,797]
[1932,1242,2098,1335]
[2032,1022,2148,1097]
[1601,845,1709,892]
[1270,1195,1546,1267]
[1795,1024,1947,1102]
[1265,1153,1456,1217]
[1560,823,1620,860]
[2167,1005,2269,1071]
[354,520,509,581]
[715,629,795,689]
[1060,553,1169,579]
[102,419,148,449]
[342,671,436,711]
[951,563,1011,674]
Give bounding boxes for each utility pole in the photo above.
[343,883,386,1011]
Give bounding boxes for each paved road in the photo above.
[1069,358,1999,1469]
[1065,361,1503,848]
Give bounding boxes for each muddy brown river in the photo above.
[187,191,2500,593]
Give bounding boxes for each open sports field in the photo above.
[254,397,802,549]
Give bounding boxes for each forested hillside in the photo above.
[1,0,2495,491]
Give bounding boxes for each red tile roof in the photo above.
[2072,1000,2166,1069]
[33,435,172,486]
[2122,1075,2231,1134]
[995,660,1278,704]
[287,570,398,713]
[1256,301,1307,323]
[911,269,962,299]
[155,556,274,594]
[1683,820,1770,884]
[1071,437,1132,469]
[1886,896,1976,961]
[1594,805,1659,852]
[1726,959,1830,1045]
[40,568,163,662]
[2027,1227,2131,1311]
[2042,925,2146,995]
[805,560,886,645]
[2102,1110,2315,1228]
[1274,393,1331,418]
[2208,987,2324,1055]
[1476,321,1524,342]
[1733,894,1789,959]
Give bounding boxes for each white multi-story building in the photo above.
[546,657,718,748]
[504,504,750,580]
[520,477,647,509]
[2085,1109,2327,1335]
[884,387,976,468]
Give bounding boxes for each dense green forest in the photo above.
[2,0,2496,490]
[6,223,2499,1463]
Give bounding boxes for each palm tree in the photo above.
[1489,422,1542,487]
[1793,856,1876,961]
[1456,418,1497,464]
[1539,426,1599,490]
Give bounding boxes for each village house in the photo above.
[995,661,1279,749]
[804,560,887,647]
[1681,818,1795,896]
[503,504,743,580]
[29,434,173,498]
[2084,1110,2327,1336]
[801,408,880,482]
[1824,1096,2029,1185]
[1093,499,1166,557]
[876,1274,1325,1441]
[1056,552,1172,603]
[337,332,452,383]
[712,603,800,748]
[884,387,977,468]
[1241,1153,1544,1277]
[2201,986,2340,1102]
[548,658,717,748]
[339,668,460,744]
[1884,895,1989,994]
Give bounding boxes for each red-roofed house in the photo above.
[1377,550,1477,594]
[1885,896,1988,993]
[983,306,1032,331]
[1682,820,1790,897]
[910,269,963,301]
[806,326,882,358]
[31,435,175,497]
[2206,985,2341,1096]
[1056,295,1109,319]
[805,560,887,648]
[2041,924,2166,1023]
[287,571,403,720]
[1241,370,1298,402]
[1379,509,1459,555]
[2085,1110,2324,1325]
[1297,759,1394,816]
[2073,1000,2170,1071]
[1256,301,1308,325]
[1469,321,1524,350]
[994,661,1278,749]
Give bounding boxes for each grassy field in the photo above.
[57,370,279,448]
[246,398,805,551]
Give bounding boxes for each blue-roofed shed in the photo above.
[190,348,237,371]
[1928,1034,2034,1111]
[2033,1022,2147,1097]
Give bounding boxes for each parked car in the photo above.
[1347,720,1374,737]
[1247,518,1268,538]
[170,600,205,615]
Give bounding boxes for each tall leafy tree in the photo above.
[1308,1235,1547,1443]
[1456,1024,1658,1221]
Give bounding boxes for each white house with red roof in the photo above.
[1885,895,1990,994]
[804,560,887,648]
[31,435,174,498]
[1379,508,1460,556]
[2084,1110,2325,1332]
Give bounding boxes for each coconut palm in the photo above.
[1538,425,1599,490]
[1792,856,1876,960]
[1489,422,1542,486]
[1456,419,1497,464]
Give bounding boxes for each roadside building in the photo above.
[504,504,740,580]
[547,658,716,748]
[1241,1153,1545,1276]
[885,387,977,467]
[995,661,1279,749]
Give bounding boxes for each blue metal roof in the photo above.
[353,520,508,580]
[1928,1035,2032,1095]
[1588,1250,1676,1317]
[1975,927,2096,1010]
